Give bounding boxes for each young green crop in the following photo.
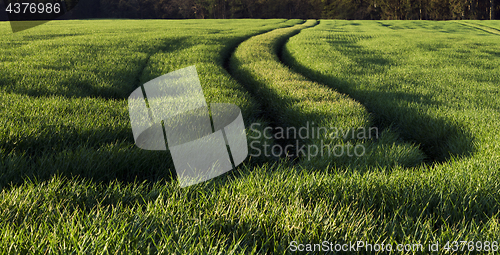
[282,19,500,246]
[1,19,500,254]
[230,20,425,169]
[284,20,500,161]
[1,19,307,253]
[461,20,500,33]
[0,19,301,186]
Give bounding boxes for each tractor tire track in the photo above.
[229,20,426,168]
[458,21,500,36]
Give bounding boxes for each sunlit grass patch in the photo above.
[0,19,301,186]
[1,19,500,253]
[230,20,425,169]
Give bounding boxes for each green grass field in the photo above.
[1,19,500,254]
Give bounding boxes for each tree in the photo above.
[3,0,497,21]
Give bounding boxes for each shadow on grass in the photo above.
[0,130,274,192]
[229,25,427,169]
[0,141,179,189]
[0,37,194,100]
[21,33,85,40]
[281,32,475,164]
[0,23,303,190]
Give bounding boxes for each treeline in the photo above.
[1,0,499,20]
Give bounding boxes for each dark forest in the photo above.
[1,0,499,21]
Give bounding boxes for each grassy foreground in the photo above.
[230,20,425,170]
[1,19,499,254]
[0,19,300,186]
[0,19,311,253]
[283,19,500,251]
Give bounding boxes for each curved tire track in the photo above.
[229,20,425,169]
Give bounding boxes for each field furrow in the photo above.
[1,19,500,253]
[281,18,500,244]
[458,21,500,36]
[230,20,425,169]
[0,19,301,186]
[284,20,485,162]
